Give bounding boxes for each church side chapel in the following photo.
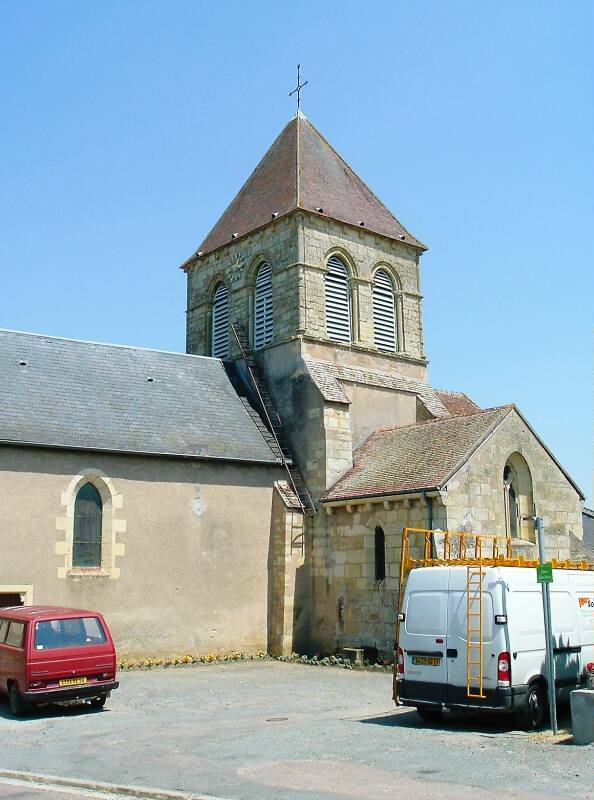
[0,109,586,659]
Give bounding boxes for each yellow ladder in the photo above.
[466,565,486,699]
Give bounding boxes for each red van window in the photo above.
[5,622,25,648]
[34,617,106,650]
[0,619,9,643]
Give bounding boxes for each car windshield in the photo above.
[34,617,107,650]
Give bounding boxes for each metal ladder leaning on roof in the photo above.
[230,320,315,517]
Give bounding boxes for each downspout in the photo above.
[422,490,435,557]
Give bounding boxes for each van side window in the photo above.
[5,621,24,648]
[0,619,8,643]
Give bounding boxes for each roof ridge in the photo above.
[0,328,216,362]
[296,116,424,246]
[370,404,511,435]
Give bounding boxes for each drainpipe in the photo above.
[422,490,434,557]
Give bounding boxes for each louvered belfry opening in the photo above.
[372,269,397,352]
[211,282,230,358]
[325,256,351,343]
[253,262,273,349]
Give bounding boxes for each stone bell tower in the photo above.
[182,113,437,496]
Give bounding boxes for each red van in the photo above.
[0,606,119,716]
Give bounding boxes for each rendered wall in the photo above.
[0,445,280,657]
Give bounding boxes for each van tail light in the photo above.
[497,651,511,687]
[397,646,404,676]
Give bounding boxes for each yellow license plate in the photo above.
[412,656,441,667]
[58,677,87,687]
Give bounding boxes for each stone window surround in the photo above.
[55,469,126,580]
[0,585,34,605]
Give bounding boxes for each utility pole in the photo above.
[534,516,558,733]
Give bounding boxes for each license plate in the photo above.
[412,656,441,667]
[58,677,87,687]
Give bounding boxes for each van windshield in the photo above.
[34,617,106,650]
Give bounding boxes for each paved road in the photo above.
[0,662,591,800]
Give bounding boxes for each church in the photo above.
[0,112,586,658]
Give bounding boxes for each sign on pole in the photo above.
[536,562,553,584]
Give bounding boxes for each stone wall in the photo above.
[268,488,306,656]
[309,495,445,656]
[442,407,583,557]
[185,214,301,357]
[299,213,426,365]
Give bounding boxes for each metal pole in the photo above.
[536,517,558,733]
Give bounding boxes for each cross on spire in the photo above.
[289,64,308,111]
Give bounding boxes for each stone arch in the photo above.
[55,469,125,579]
[371,262,402,291]
[323,245,358,278]
[503,452,534,542]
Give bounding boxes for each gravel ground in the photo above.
[0,662,591,800]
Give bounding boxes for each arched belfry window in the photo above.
[372,269,397,352]
[211,282,229,359]
[73,483,102,568]
[325,256,351,343]
[254,262,273,349]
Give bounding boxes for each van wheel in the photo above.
[518,683,547,730]
[416,706,443,723]
[8,685,27,717]
[89,695,107,709]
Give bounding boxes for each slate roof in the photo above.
[303,359,449,419]
[0,330,279,464]
[323,407,511,502]
[186,112,425,261]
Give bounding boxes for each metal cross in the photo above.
[289,64,308,111]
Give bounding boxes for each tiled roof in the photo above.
[274,480,302,510]
[0,330,279,464]
[323,407,511,502]
[303,359,449,419]
[435,390,480,416]
[189,113,425,259]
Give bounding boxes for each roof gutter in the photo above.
[322,488,440,512]
[0,439,282,468]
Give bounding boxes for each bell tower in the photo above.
[182,112,427,382]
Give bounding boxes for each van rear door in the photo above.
[402,569,449,702]
[444,568,501,704]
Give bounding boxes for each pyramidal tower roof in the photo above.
[191,112,426,260]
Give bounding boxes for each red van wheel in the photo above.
[8,685,27,717]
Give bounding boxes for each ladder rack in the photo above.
[395,527,593,702]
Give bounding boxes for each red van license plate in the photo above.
[58,677,87,687]
[412,656,440,666]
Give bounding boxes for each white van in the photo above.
[396,565,594,728]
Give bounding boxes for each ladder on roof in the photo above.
[395,527,594,702]
[230,321,315,516]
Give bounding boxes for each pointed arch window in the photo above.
[73,483,102,568]
[325,256,351,343]
[372,269,397,353]
[211,282,229,358]
[254,262,273,349]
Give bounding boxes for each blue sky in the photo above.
[1,1,592,504]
